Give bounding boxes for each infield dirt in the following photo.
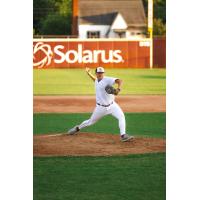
[34,95,166,157]
[34,95,165,113]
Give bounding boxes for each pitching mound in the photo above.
[34,133,165,157]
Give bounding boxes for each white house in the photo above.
[73,0,147,39]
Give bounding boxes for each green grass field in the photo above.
[34,68,166,200]
[33,112,166,138]
[33,69,166,95]
[34,153,165,200]
[34,112,166,199]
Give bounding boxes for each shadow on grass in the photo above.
[138,75,166,79]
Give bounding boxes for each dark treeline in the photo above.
[33,0,166,36]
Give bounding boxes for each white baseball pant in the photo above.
[78,102,126,135]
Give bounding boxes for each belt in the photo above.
[97,102,113,107]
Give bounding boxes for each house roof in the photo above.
[80,12,118,26]
[79,0,146,27]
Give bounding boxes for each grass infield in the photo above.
[33,69,166,95]
[34,153,166,200]
[33,112,166,138]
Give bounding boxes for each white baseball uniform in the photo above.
[78,76,126,136]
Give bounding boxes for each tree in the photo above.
[33,0,72,35]
[40,13,71,35]
[55,0,72,16]
[153,18,166,36]
[33,0,57,34]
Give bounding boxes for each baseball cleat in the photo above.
[67,126,80,135]
[121,134,134,142]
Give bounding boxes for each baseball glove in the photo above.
[105,85,120,95]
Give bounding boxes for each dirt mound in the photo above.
[34,133,166,157]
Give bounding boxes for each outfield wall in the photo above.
[153,37,166,68]
[33,39,151,69]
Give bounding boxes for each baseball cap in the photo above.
[95,67,105,73]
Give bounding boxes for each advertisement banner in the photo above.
[33,39,150,68]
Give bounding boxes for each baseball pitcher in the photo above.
[67,67,134,142]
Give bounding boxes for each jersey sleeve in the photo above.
[106,77,118,86]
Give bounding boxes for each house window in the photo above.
[87,31,100,38]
